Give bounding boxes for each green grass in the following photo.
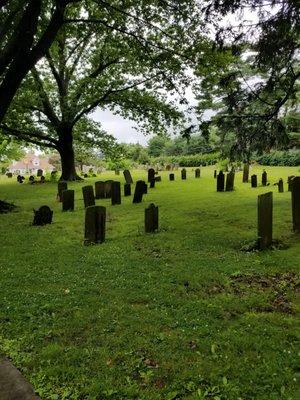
[0,166,299,400]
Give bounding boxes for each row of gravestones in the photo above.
[7,169,44,178]
[17,175,46,184]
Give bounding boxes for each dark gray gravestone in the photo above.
[251,174,257,188]
[145,203,158,233]
[33,205,53,226]
[84,205,106,244]
[143,182,148,194]
[29,175,35,183]
[124,183,131,196]
[288,176,295,191]
[37,169,43,177]
[214,170,217,178]
[155,176,161,182]
[133,180,145,203]
[169,173,175,181]
[217,171,225,192]
[181,168,187,180]
[148,168,155,183]
[95,181,105,199]
[225,171,235,191]
[195,168,200,178]
[104,180,113,198]
[243,163,249,183]
[258,192,273,249]
[278,179,284,193]
[17,175,25,183]
[82,185,95,208]
[262,171,267,186]
[150,179,155,188]
[6,173,12,178]
[57,181,68,202]
[111,181,121,205]
[123,169,133,184]
[62,190,74,211]
[291,176,300,232]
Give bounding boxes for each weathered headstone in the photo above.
[291,176,300,232]
[169,173,175,181]
[243,163,249,183]
[133,180,145,203]
[62,189,74,211]
[29,175,35,182]
[262,170,267,186]
[155,176,161,182]
[111,181,121,205]
[17,175,25,183]
[143,182,148,194]
[166,164,171,171]
[251,174,257,188]
[57,181,68,202]
[150,179,155,188]
[148,168,155,183]
[258,192,273,249]
[195,168,200,178]
[145,203,158,233]
[85,205,106,244]
[214,170,217,179]
[288,176,295,191]
[217,171,225,192]
[82,185,95,208]
[124,183,131,196]
[225,171,235,191]
[95,181,105,199]
[115,169,120,175]
[123,169,133,184]
[6,172,12,178]
[40,176,45,183]
[278,178,284,193]
[181,168,187,180]
[104,180,113,198]
[37,169,43,177]
[33,205,53,226]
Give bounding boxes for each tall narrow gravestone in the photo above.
[104,180,113,198]
[262,170,267,186]
[278,179,284,193]
[133,180,145,203]
[251,174,257,188]
[225,171,235,191]
[288,176,295,191]
[291,176,300,232]
[145,203,158,233]
[258,192,273,249]
[214,170,217,179]
[82,185,95,208]
[84,206,106,244]
[243,163,249,183]
[111,181,121,205]
[124,183,131,196]
[62,189,74,211]
[181,168,187,180]
[57,181,67,202]
[148,168,155,183]
[95,181,105,199]
[143,182,148,194]
[217,171,225,192]
[169,173,175,181]
[195,168,200,178]
[123,169,133,184]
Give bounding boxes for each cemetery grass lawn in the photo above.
[0,165,299,400]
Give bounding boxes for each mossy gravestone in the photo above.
[225,171,235,191]
[124,183,131,196]
[181,168,187,180]
[243,163,249,183]
[148,168,155,183]
[104,180,113,198]
[251,174,257,188]
[85,205,106,244]
[57,181,67,202]
[258,192,273,249]
[133,180,145,203]
[145,203,158,233]
[37,169,43,177]
[123,169,133,184]
[82,185,95,208]
[291,176,300,232]
[62,190,74,211]
[262,171,267,186]
[95,181,105,199]
[111,181,121,205]
[278,179,284,193]
[195,168,200,178]
[33,205,53,226]
[169,173,175,181]
[217,171,225,192]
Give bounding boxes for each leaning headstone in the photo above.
[85,205,106,244]
[251,174,257,188]
[258,192,273,249]
[133,180,145,203]
[57,181,68,202]
[217,171,225,192]
[82,185,95,208]
[278,178,284,193]
[195,168,200,178]
[124,183,131,196]
[169,173,175,181]
[150,179,155,188]
[214,170,217,179]
[33,205,53,226]
[262,170,267,186]
[225,171,235,191]
[37,169,43,177]
[148,168,155,183]
[111,181,121,205]
[181,168,187,180]
[288,176,295,191]
[123,169,133,184]
[242,163,249,183]
[104,180,113,198]
[95,181,105,199]
[62,189,74,211]
[291,176,300,232]
[145,203,158,233]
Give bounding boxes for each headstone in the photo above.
[169,173,175,181]
[278,178,284,193]
[133,180,145,203]
[195,168,200,178]
[123,169,133,184]
[84,173,88,178]
[251,174,257,188]
[104,180,113,198]
[29,175,35,182]
[95,181,105,199]
[82,185,95,208]
[40,176,45,183]
[288,176,295,191]
[181,168,187,180]
[150,179,155,188]
[291,176,300,232]
[85,205,106,244]
[62,189,74,211]
[37,169,43,177]
[57,181,67,202]
[243,163,249,183]
[262,170,267,186]
[148,168,155,183]
[17,175,25,183]
[155,176,161,182]
[214,170,217,179]
[124,183,131,196]
[111,181,121,205]
[51,171,57,177]
[33,205,53,226]
[6,172,12,178]
[145,203,158,233]
[217,171,225,192]
[115,169,120,175]
[166,164,171,171]
[143,182,148,194]
[225,171,235,191]
[257,192,273,249]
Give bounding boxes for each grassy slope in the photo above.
[0,166,299,400]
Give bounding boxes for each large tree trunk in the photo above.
[57,132,82,181]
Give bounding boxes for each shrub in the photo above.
[255,150,300,166]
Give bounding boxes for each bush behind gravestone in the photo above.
[255,150,300,166]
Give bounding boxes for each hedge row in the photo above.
[255,150,300,166]
[151,152,220,167]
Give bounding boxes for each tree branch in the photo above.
[0,124,58,148]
